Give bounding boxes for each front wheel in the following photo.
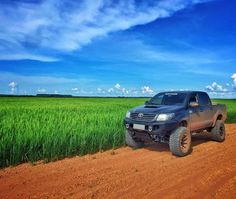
[210,120,225,142]
[169,127,191,157]
[125,130,144,148]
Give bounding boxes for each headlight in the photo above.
[126,111,131,118]
[155,113,175,121]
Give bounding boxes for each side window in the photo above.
[198,93,211,106]
[189,94,197,104]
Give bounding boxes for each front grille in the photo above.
[130,113,156,121]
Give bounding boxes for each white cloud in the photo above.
[8,81,17,93]
[0,53,59,62]
[94,83,130,96]
[114,83,129,95]
[205,82,228,93]
[71,87,80,94]
[206,74,236,97]
[0,72,95,85]
[9,81,17,88]
[97,88,102,92]
[141,86,154,94]
[107,88,114,93]
[0,0,208,61]
[122,87,129,94]
[138,45,217,65]
[232,73,236,86]
[114,83,121,90]
[37,88,47,93]
[72,88,79,91]
[97,87,106,94]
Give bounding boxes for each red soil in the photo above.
[0,124,236,199]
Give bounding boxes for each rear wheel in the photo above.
[125,130,144,148]
[169,127,191,157]
[210,120,225,142]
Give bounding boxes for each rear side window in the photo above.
[198,93,211,106]
[189,94,197,103]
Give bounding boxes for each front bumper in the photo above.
[124,118,179,139]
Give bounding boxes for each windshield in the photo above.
[148,93,187,105]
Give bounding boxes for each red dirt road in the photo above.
[0,124,236,199]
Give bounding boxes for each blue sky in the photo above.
[0,0,236,97]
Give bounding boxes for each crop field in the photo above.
[0,97,235,168]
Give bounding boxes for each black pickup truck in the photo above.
[124,91,227,156]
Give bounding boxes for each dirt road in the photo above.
[0,124,236,199]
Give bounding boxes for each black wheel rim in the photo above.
[180,133,189,152]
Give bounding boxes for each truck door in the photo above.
[197,92,214,128]
[189,93,204,131]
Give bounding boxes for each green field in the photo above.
[0,97,235,168]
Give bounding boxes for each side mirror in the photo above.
[145,101,149,105]
[189,101,199,107]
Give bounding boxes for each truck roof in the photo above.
[159,91,207,94]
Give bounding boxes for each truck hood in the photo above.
[130,104,185,114]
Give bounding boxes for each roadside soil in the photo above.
[0,124,236,199]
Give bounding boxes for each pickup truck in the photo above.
[124,91,227,156]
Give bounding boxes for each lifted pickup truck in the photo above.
[124,91,227,156]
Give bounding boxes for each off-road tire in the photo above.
[169,127,191,157]
[125,130,144,148]
[210,120,225,142]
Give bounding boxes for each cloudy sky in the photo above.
[0,0,235,97]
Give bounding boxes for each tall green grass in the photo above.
[0,97,145,167]
[0,97,235,168]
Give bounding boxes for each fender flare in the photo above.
[212,111,223,127]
